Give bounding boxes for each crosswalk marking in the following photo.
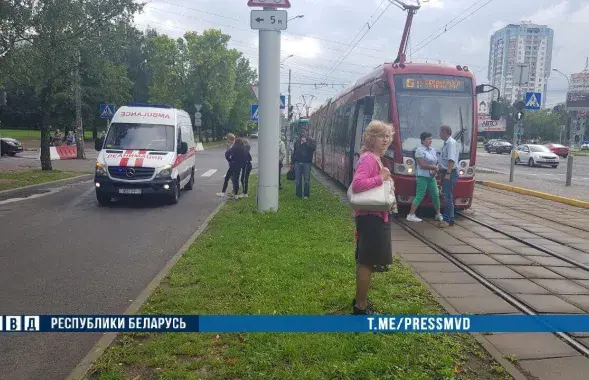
[201,169,217,177]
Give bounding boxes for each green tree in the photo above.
[6,0,141,170]
[227,56,257,136]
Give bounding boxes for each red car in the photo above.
[547,143,570,158]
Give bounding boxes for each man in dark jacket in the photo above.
[292,128,316,198]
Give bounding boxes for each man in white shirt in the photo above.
[438,125,460,227]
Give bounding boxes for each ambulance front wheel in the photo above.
[167,179,180,205]
[96,190,111,206]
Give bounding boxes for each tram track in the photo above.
[456,211,589,269]
[394,216,589,359]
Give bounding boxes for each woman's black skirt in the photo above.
[355,214,392,266]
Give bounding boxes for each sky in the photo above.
[134,0,589,117]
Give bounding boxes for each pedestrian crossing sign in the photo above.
[251,104,259,122]
[525,92,541,110]
[100,104,115,119]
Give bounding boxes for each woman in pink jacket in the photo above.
[350,120,394,315]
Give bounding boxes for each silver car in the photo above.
[515,144,559,168]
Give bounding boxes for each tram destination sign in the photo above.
[397,75,470,92]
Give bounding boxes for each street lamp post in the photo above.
[553,68,574,186]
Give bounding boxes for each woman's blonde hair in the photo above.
[361,120,394,154]
[226,133,236,141]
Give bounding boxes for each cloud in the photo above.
[282,36,321,59]
[129,0,589,111]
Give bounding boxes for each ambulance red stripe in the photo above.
[135,150,147,167]
[119,150,134,166]
[173,147,197,168]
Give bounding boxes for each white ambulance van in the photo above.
[93,103,196,205]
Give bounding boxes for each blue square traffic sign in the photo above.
[100,104,115,119]
[525,92,541,110]
[280,95,285,110]
[251,104,259,122]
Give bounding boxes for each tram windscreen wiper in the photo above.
[453,107,467,153]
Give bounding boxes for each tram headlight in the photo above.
[460,161,467,168]
[408,168,414,174]
[467,168,474,176]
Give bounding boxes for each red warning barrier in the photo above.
[55,146,77,159]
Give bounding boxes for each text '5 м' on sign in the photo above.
[247,0,291,8]
[250,10,288,30]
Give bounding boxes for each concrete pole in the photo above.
[285,69,291,165]
[257,9,281,212]
[75,49,85,159]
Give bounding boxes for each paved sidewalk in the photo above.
[312,167,589,380]
[476,172,589,203]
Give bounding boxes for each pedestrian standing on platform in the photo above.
[438,125,459,227]
[279,138,286,190]
[349,120,394,315]
[406,132,444,223]
[292,128,316,199]
[240,135,252,198]
[217,133,236,197]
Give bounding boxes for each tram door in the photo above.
[348,102,365,184]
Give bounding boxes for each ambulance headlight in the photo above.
[156,164,173,178]
[95,162,107,176]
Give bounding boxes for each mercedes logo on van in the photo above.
[126,168,136,178]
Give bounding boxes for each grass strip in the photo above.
[1,129,94,140]
[86,177,512,380]
[0,169,81,191]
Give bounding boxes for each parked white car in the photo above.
[514,144,559,168]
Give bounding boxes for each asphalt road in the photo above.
[0,140,257,380]
[476,150,589,186]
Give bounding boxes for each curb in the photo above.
[477,180,589,209]
[0,174,93,196]
[65,200,227,380]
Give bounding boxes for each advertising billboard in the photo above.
[478,115,506,132]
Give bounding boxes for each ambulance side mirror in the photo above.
[179,142,188,155]
[95,137,104,151]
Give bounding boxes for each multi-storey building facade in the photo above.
[487,21,554,107]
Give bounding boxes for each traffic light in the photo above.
[515,101,525,111]
[288,105,294,121]
[490,101,502,120]
[515,110,524,121]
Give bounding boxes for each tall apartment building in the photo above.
[570,58,589,93]
[487,21,554,107]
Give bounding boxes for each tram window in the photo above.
[395,92,473,155]
[373,94,390,123]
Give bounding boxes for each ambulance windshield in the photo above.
[104,123,175,151]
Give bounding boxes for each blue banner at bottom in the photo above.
[3,315,589,333]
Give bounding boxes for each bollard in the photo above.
[565,154,573,186]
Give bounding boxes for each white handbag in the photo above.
[347,156,396,211]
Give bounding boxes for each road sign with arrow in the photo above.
[247,0,290,8]
[250,10,288,30]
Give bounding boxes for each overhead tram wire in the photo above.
[411,0,496,55]
[410,0,488,53]
[318,0,388,79]
[142,2,394,57]
[321,0,392,82]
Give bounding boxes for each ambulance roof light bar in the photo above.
[127,102,173,109]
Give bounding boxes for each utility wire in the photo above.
[411,0,487,52]
[321,0,391,82]
[412,0,496,55]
